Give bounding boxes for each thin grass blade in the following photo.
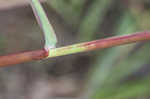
[29,0,57,49]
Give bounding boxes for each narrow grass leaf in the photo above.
[29,0,57,49]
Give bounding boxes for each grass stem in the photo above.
[0,31,150,67]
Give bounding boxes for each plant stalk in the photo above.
[0,31,150,67]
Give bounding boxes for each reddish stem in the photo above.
[83,32,150,51]
[0,31,150,67]
[0,49,48,67]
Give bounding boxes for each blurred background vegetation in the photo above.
[0,0,150,99]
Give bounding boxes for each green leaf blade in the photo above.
[30,0,57,49]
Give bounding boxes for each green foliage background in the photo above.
[0,0,150,98]
[48,0,150,99]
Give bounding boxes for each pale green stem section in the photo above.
[30,0,57,49]
[47,43,87,58]
[46,31,150,58]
